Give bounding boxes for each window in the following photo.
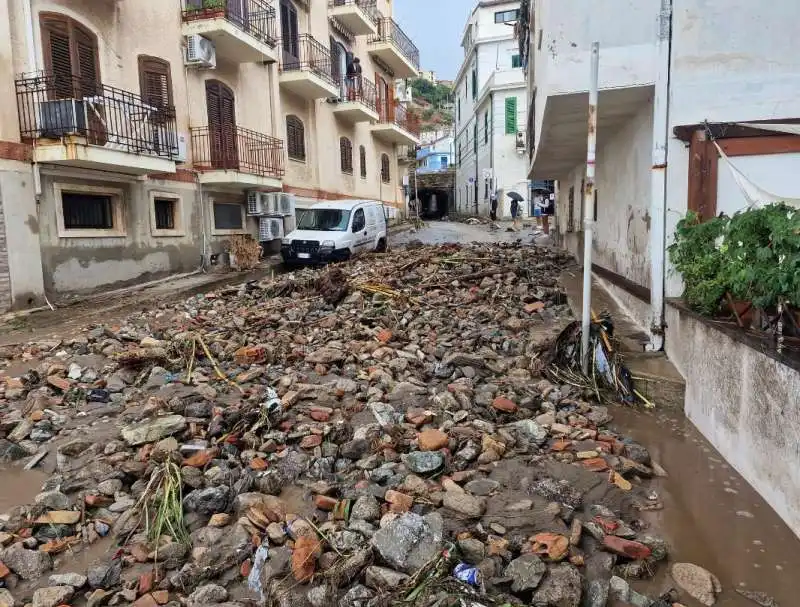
[458,142,462,164]
[206,80,237,170]
[380,153,390,183]
[40,13,100,98]
[594,189,598,222]
[213,202,244,233]
[138,56,173,109]
[149,192,183,236]
[440,156,448,169]
[505,96,518,135]
[484,111,489,145]
[286,115,305,161]
[471,68,477,100]
[55,184,125,238]
[473,122,478,153]
[340,137,353,174]
[511,54,521,69]
[359,145,367,179]
[457,98,460,122]
[567,186,575,232]
[280,0,299,61]
[494,9,520,23]
[352,208,366,232]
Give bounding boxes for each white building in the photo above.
[526,0,800,539]
[454,0,528,218]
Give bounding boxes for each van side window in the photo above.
[352,208,366,231]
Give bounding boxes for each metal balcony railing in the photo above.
[369,18,420,71]
[328,0,380,23]
[342,76,377,112]
[191,125,285,178]
[280,35,336,87]
[15,72,179,160]
[378,101,420,137]
[182,0,278,48]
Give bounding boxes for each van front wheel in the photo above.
[376,238,387,252]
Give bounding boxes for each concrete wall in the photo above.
[665,304,800,539]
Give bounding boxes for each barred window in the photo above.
[340,137,353,174]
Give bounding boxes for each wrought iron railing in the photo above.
[342,76,377,112]
[15,72,178,160]
[281,35,336,87]
[368,18,420,71]
[182,0,278,48]
[328,0,380,23]
[378,101,420,137]
[191,125,285,178]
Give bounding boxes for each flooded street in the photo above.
[610,405,798,606]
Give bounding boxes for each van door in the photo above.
[351,207,370,253]
[365,205,379,249]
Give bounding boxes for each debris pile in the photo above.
[0,243,705,606]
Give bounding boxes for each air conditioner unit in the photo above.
[185,35,217,69]
[247,191,271,216]
[172,132,188,163]
[515,131,526,150]
[258,216,284,242]
[38,99,87,138]
[277,193,296,217]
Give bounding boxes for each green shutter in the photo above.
[505,96,517,135]
[512,54,521,68]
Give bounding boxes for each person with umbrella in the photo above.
[507,191,524,231]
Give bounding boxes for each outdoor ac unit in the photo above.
[38,99,87,138]
[277,193,296,217]
[185,35,217,68]
[247,191,272,216]
[172,132,188,163]
[263,192,280,215]
[258,216,284,242]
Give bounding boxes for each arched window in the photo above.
[340,137,353,174]
[40,13,100,97]
[359,145,366,179]
[380,153,390,183]
[286,115,305,161]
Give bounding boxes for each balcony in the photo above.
[397,145,416,164]
[332,76,379,123]
[371,102,420,146]
[181,0,279,64]
[368,18,419,79]
[279,35,340,100]
[328,0,378,36]
[191,125,284,190]
[15,72,178,176]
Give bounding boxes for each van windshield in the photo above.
[296,209,351,231]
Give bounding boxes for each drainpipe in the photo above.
[22,0,42,198]
[489,91,494,209]
[647,0,673,352]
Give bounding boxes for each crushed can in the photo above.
[453,562,480,587]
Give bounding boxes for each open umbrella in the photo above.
[507,191,524,202]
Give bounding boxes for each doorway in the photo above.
[206,79,238,170]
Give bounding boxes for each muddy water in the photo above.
[0,466,48,513]
[610,405,798,607]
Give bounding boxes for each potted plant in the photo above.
[186,0,226,18]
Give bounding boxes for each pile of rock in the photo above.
[0,243,702,606]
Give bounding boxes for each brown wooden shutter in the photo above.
[138,56,173,109]
[73,23,99,96]
[206,80,238,170]
[286,115,305,161]
[41,14,73,98]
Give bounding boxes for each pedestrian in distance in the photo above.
[510,197,521,231]
[490,193,498,222]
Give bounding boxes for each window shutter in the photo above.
[41,15,73,98]
[359,146,366,178]
[73,24,99,96]
[138,57,173,109]
[340,138,353,174]
[505,96,517,135]
[286,115,305,161]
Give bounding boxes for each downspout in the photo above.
[647,0,673,352]
[22,0,42,198]
[489,91,494,210]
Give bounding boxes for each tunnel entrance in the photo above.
[416,189,450,219]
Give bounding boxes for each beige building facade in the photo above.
[0,0,419,311]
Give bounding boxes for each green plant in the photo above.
[668,211,729,315]
[201,0,226,10]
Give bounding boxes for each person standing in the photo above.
[490,193,498,222]
[510,197,520,231]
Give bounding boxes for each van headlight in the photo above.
[282,238,292,245]
[321,240,335,249]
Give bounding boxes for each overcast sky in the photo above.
[393,0,472,80]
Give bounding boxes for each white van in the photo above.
[281,200,388,265]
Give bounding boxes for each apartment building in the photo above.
[453,0,528,218]
[525,0,800,537]
[0,0,419,311]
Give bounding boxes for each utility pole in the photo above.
[581,42,600,375]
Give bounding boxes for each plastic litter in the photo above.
[261,387,282,416]
[247,544,270,599]
[453,562,481,586]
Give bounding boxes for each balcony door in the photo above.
[206,80,238,171]
[280,0,299,66]
[226,0,249,31]
[376,74,390,121]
